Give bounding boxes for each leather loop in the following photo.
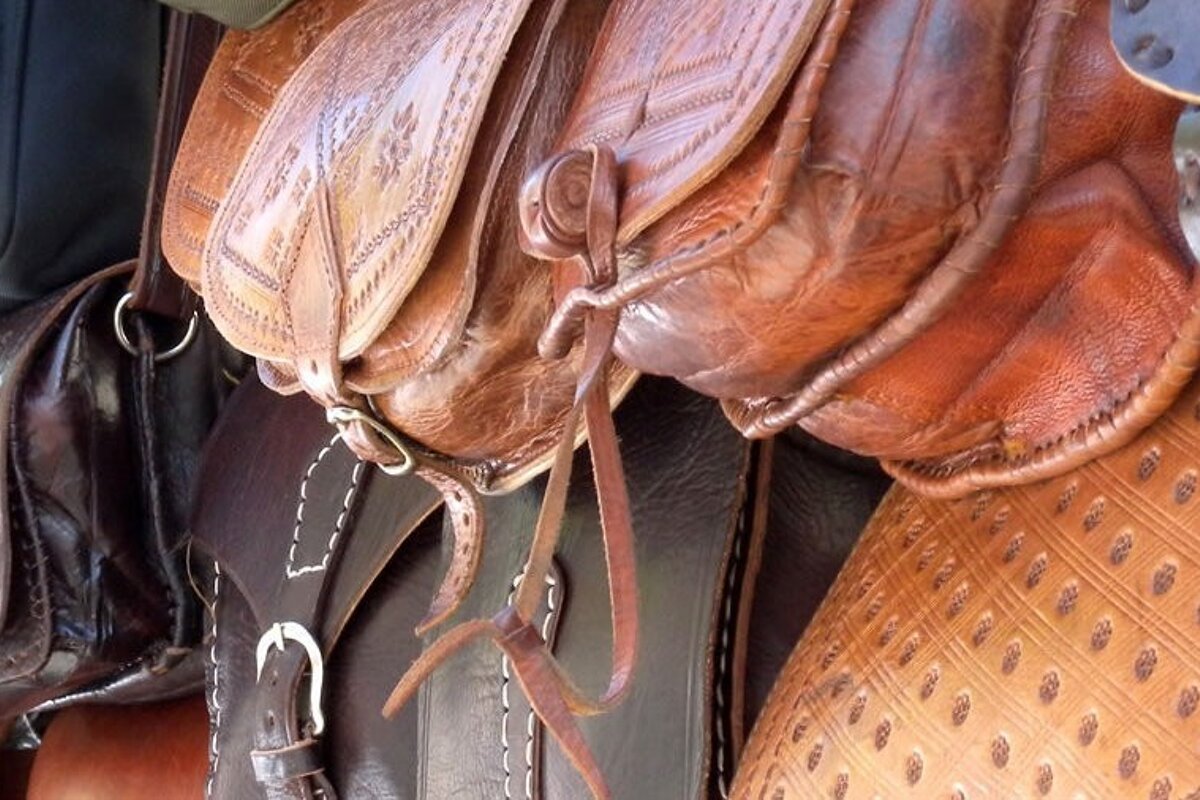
[250,739,324,784]
[128,11,220,320]
[384,309,634,799]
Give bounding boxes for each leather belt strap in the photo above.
[128,10,222,319]
[383,146,633,800]
[247,441,443,800]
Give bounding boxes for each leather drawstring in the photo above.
[384,145,634,800]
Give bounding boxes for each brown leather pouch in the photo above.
[180,0,631,487]
[0,12,230,724]
[519,0,1198,497]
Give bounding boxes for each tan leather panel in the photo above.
[554,0,833,241]
[734,371,1200,798]
[169,0,633,482]
[203,0,533,363]
[161,0,365,285]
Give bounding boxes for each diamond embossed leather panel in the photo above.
[521,0,1198,497]
[733,371,1200,798]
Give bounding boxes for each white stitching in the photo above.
[715,509,747,799]
[285,435,366,578]
[206,562,223,800]
[500,572,560,800]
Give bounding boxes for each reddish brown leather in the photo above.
[733,368,1200,798]
[173,0,631,486]
[522,0,1196,496]
[0,750,32,800]
[26,697,208,799]
[161,0,366,287]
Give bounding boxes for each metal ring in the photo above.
[112,292,200,363]
[326,405,416,476]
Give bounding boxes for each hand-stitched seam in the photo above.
[500,571,559,800]
[206,563,223,800]
[285,434,366,579]
[715,504,746,799]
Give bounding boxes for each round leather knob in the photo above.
[519,149,598,262]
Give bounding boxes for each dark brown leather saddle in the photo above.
[191,372,887,798]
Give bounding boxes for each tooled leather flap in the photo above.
[0,263,133,638]
[191,380,443,650]
[201,0,535,373]
[161,0,369,287]
[549,0,834,243]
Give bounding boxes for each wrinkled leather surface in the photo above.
[799,0,1194,480]
[0,266,227,718]
[735,365,1200,797]
[527,0,1195,495]
[26,696,209,800]
[1111,0,1200,102]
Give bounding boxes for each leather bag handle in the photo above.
[127,10,222,320]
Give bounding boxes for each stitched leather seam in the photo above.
[714,508,746,798]
[285,434,366,578]
[205,563,223,800]
[500,571,559,800]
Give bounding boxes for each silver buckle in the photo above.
[255,622,326,736]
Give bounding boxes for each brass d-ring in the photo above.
[113,292,200,363]
[325,405,416,476]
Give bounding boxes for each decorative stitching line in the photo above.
[206,563,222,800]
[715,506,747,799]
[284,434,366,579]
[500,571,560,800]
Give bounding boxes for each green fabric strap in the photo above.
[161,0,296,29]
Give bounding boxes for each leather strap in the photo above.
[384,146,633,800]
[128,11,222,319]
[246,440,443,800]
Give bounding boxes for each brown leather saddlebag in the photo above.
[0,13,230,724]
[519,0,1198,498]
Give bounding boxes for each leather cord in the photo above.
[128,10,222,320]
[383,146,635,800]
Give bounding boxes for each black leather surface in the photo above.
[741,432,891,731]
[199,376,753,799]
[0,267,228,718]
[0,0,160,309]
